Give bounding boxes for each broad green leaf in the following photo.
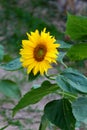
[44,99,76,130]
[66,14,87,40]
[57,40,72,49]
[13,81,59,115]
[28,71,40,82]
[72,97,87,121]
[0,58,22,71]
[0,45,4,61]
[0,80,21,99]
[67,43,87,60]
[56,68,87,93]
[39,115,49,130]
[56,74,77,94]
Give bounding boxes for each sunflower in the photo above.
[20,28,60,75]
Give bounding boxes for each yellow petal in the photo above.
[20,28,60,75]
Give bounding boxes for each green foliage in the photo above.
[0,45,4,61]
[0,58,22,71]
[31,0,49,7]
[28,71,40,82]
[13,81,59,116]
[56,68,87,94]
[66,13,87,41]
[0,79,21,99]
[67,43,87,60]
[1,5,87,129]
[44,99,76,130]
[56,40,72,66]
[57,52,67,67]
[0,0,63,54]
[72,97,87,122]
[8,120,24,130]
[0,125,9,130]
[58,40,72,49]
[39,115,49,130]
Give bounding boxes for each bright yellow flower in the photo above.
[20,28,60,75]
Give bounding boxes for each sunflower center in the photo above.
[34,44,47,61]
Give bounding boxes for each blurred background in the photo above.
[0,0,87,55]
[0,0,87,130]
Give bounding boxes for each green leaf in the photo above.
[0,45,4,61]
[3,54,12,62]
[13,81,59,116]
[66,13,87,40]
[56,68,87,93]
[0,125,9,130]
[44,99,76,130]
[56,74,77,94]
[8,120,23,129]
[28,71,40,82]
[72,97,87,121]
[0,58,22,71]
[39,115,49,130]
[57,40,72,49]
[67,43,87,60]
[0,80,21,99]
[57,52,67,67]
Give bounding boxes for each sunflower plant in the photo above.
[0,14,87,130]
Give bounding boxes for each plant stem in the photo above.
[62,62,68,68]
[56,91,77,100]
[44,73,56,80]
